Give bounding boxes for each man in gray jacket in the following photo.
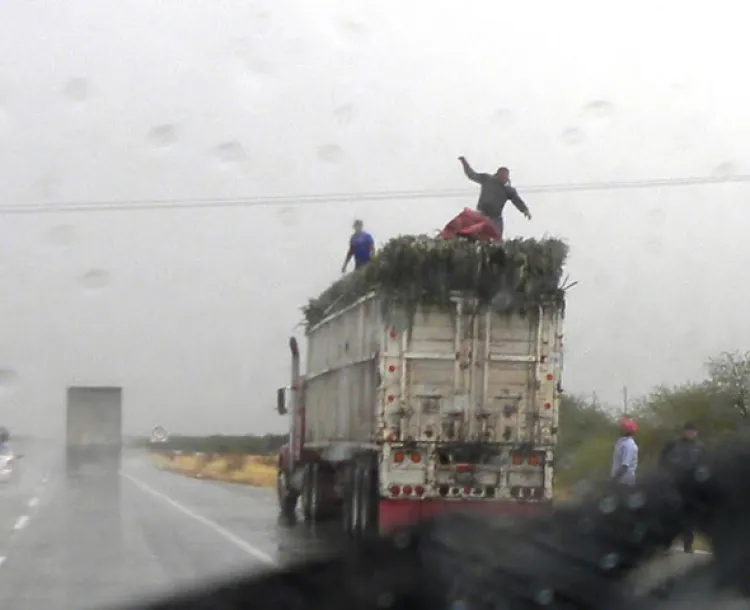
[458,156,532,238]
[660,422,706,553]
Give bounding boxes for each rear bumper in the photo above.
[378,498,553,534]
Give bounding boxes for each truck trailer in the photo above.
[276,235,568,535]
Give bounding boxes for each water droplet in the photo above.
[317,144,344,164]
[333,104,355,126]
[627,490,646,509]
[599,495,617,513]
[147,124,178,149]
[338,20,367,39]
[713,161,738,179]
[582,100,614,119]
[80,269,110,290]
[47,225,76,246]
[63,78,89,102]
[694,465,710,482]
[600,552,619,570]
[215,141,247,166]
[533,588,554,605]
[561,127,585,146]
[0,370,20,397]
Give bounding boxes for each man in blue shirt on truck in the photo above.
[342,219,375,273]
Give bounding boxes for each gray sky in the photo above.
[0,0,747,435]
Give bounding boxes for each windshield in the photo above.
[0,1,743,608]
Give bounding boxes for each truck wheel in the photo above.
[341,466,356,534]
[277,470,298,518]
[357,464,379,537]
[343,461,378,537]
[301,462,321,522]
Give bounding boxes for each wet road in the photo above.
[0,441,711,609]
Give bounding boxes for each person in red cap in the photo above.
[611,418,639,485]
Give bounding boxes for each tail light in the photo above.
[414,486,425,496]
[410,453,422,463]
[393,452,405,463]
[455,463,474,473]
[402,485,413,496]
[512,454,523,465]
[389,485,401,496]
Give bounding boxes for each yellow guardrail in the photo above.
[151,451,277,488]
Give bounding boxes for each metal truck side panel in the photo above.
[66,387,123,447]
[304,296,382,445]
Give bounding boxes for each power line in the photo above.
[2,172,748,215]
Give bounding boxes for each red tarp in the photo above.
[439,208,501,242]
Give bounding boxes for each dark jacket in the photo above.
[659,437,706,470]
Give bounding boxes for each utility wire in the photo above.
[2,172,748,215]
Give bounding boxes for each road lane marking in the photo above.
[13,516,29,531]
[0,557,6,569]
[121,472,276,566]
[28,498,39,508]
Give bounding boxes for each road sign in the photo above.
[150,426,168,443]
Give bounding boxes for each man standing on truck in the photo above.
[659,422,706,553]
[342,219,375,273]
[457,156,532,238]
[611,418,638,486]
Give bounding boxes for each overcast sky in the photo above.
[0,0,748,436]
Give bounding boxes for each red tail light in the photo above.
[389,485,401,496]
[414,486,425,496]
[512,454,523,465]
[403,485,413,495]
[393,452,405,463]
[455,463,474,473]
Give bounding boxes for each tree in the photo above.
[706,350,750,419]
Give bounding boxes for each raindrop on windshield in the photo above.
[582,100,614,119]
[147,124,178,149]
[215,141,247,166]
[63,78,89,102]
[561,127,585,146]
[80,269,110,290]
[713,161,738,179]
[317,144,344,164]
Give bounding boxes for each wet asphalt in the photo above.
[0,440,710,609]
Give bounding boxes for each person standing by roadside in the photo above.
[611,418,639,486]
[660,422,706,553]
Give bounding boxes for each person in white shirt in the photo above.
[611,418,638,485]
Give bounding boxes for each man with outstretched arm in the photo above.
[458,156,531,238]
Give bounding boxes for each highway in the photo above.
[0,440,711,609]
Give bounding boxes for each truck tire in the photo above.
[277,469,298,518]
[357,464,379,537]
[342,460,378,537]
[301,462,321,522]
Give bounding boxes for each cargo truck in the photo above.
[66,386,123,476]
[276,288,565,535]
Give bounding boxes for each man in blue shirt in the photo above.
[342,220,375,273]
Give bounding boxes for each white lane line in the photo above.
[28,498,39,509]
[0,557,6,569]
[121,472,276,566]
[13,516,29,531]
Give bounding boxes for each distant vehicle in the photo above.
[0,444,23,484]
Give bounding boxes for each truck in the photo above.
[275,235,568,535]
[65,386,123,476]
